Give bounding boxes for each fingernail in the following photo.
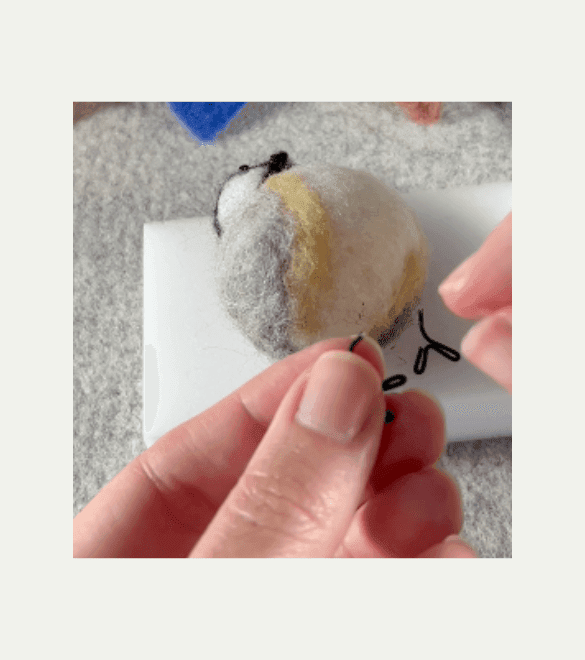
[460,323,482,357]
[438,257,475,298]
[461,316,512,391]
[296,352,378,444]
[461,314,512,358]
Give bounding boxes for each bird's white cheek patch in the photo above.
[217,170,264,230]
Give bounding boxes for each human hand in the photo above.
[73,336,476,558]
[439,212,512,393]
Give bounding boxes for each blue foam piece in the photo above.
[168,102,246,143]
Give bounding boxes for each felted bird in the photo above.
[213,152,428,359]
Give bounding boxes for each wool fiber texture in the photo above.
[215,163,427,358]
[215,180,298,359]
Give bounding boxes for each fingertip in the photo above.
[438,213,512,319]
[364,467,463,558]
[403,388,445,419]
[378,389,446,466]
[461,314,512,393]
[294,349,384,444]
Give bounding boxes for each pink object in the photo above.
[396,102,443,125]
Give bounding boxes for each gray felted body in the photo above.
[214,160,428,359]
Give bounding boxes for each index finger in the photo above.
[439,211,511,319]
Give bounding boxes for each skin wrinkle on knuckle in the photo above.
[237,391,270,431]
[136,450,216,533]
[227,469,335,542]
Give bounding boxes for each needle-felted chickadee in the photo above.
[213,152,428,359]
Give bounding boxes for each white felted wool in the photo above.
[214,156,428,359]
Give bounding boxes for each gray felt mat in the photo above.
[73,101,512,557]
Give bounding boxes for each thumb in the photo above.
[190,350,385,557]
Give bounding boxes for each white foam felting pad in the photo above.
[143,182,512,448]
